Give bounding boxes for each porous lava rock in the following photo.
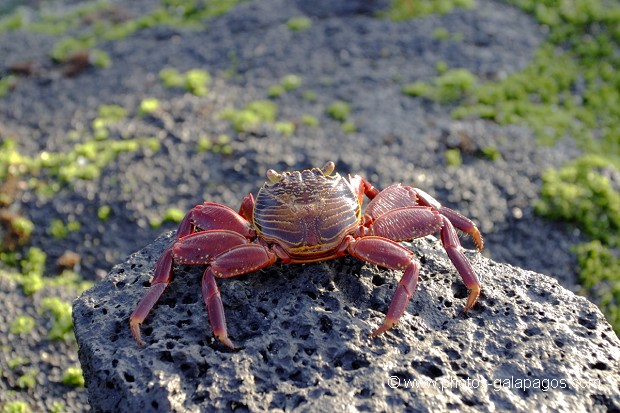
[73,233,620,412]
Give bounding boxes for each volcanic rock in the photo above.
[73,232,620,412]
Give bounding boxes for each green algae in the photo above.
[39,297,74,342]
[287,16,312,31]
[444,148,463,167]
[403,68,477,103]
[0,0,245,95]
[300,114,319,127]
[383,0,475,20]
[1,105,160,186]
[326,101,356,133]
[160,68,211,96]
[61,367,85,388]
[48,218,80,240]
[138,98,161,116]
[221,100,279,133]
[97,205,112,221]
[196,134,233,154]
[1,401,32,413]
[326,101,351,122]
[16,370,36,390]
[9,316,36,335]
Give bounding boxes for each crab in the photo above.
[130,162,483,349]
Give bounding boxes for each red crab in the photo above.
[130,162,483,349]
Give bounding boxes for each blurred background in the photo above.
[1,0,619,411]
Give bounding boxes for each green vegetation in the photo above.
[383,0,475,20]
[573,241,620,330]
[287,16,312,31]
[2,247,93,295]
[535,156,620,245]
[302,90,317,102]
[97,104,127,123]
[1,104,160,185]
[301,114,319,127]
[40,297,74,341]
[97,205,112,221]
[326,101,356,132]
[221,100,279,132]
[403,68,477,103]
[0,0,245,85]
[49,36,95,62]
[268,74,303,98]
[151,206,190,228]
[162,207,185,224]
[19,247,46,295]
[48,218,80,240]
[62,366,85,388]
[0,75,17,98]
[159,68,211,96]
[432,29,463,42]
[396,0,620,332]
[196,134,233,155]
[341,120,357,133]
[1,401,31,413]
[445,148,463,167]
[139,98,161,116]
[17,370,37,390]
[49,402,65,413]
[8,357,30,370]
[274,121,296,136]
[481,146,502,161]
[9,217,34,243]
[326,101,351,122]
[9,316,36,335]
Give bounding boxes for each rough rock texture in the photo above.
[74,233,620,412]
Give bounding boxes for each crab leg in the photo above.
[129,230,249,346]
[368,206,443,241]
[439,216,481,312]
[130,248,174,346]
[189,202,255,238]
[414,187,483,250]
[202,244,278,349]
[346,236,421,336]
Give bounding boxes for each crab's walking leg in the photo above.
[129,210,196,346]
[189,202,255,238]
[130,247,174,346]
[346,236,421,337]
[439,216,480,311]
[202,268,234,349]
[414,187,484,250]
[201,244,278,349]
[129,230,249,346]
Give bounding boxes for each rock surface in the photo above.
[74,233,620,412]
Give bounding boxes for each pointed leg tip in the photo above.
[473,232,484,251]
[462,285,481,313]
[218,335,237,350]
[369,319,397,337]
[130,320,145,347]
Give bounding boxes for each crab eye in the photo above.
[321,161,335,176]
[266,169,283,183]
